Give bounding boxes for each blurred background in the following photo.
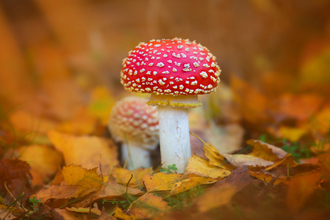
[1,0,330,156]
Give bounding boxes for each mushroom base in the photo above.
[122,143,152,170]
[158,105,192,173]
[148,94,201,108]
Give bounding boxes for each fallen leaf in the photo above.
[143,172,182,192]
[277,93,323,122]
[222,153,274,168]
[203,143,235,170]
[96,176,143,200]
[19,145,63,184]
[48,130,119,174]
[113,207,134,220]
[0,159,32,195]
[286,172,321,213]
[277,126,308,142]
[186,155,231,179]
[36,185,76,203]
[56,107,97,135]
[213,166,253,191]
[112,167,153,188]
[88,86,116,126]
[195,183,236,213]
[66,207,102,215]
[62,164,103,197]
[169,176,213,195]
[249,171,289,185]
[129,193,170,219]
[54,208,85,220]
[265,154,298,170]
[247,139,287,161]
[230,75,276,123]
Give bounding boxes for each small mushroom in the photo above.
[120,38,221,173]
[108,96,159,170]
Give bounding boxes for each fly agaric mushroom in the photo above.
[108,96,159,170]
[120,38,221,173]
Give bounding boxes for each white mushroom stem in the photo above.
[158,105,192,173]
[121,143,152,170]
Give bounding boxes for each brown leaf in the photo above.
[265,154,298,170]
[213,166,253,191]
[96,176,143,200]
[36,185,77,203]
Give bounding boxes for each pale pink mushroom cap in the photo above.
[108,96,159,149]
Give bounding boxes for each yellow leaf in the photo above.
[112,167,153,188]
[203,143,235,170]
[169,176,213,195]
[186,155,231,179]
[129,193,170,219]
[19,145,63,178]
[66,207,102,215]
[143,173,182,192]
[48,130,119,174]
[247,139,287,161]
[278,126,308,142]
[223,153,274,168]
[114,207,134,220]
[62,164,103,197]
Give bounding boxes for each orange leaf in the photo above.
[195,183,237,213]
[169,176,213,195]
[48,130,119,174]
[265,154,298,170]
[286,172,321,213]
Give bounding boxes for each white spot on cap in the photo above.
[179,85,184,90]
[148,63,154,66]
[193,62,200,67]
[200,71,208,78]
[173,68,177,72]
[153,71,158,75]
[177,45,184,49]
[140,68,145,73]
[157,62,165,67]
[158,79,165,85]
[191,80,197,85]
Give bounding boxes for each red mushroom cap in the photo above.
[108,96,159,149]
[121,38,221,96]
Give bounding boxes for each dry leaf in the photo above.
[265,154,298,170]
[66,207,102,215]
[88,86,116,126]
[36,185,77,203]
[19,145,63,182]
[186,155,231,179]
[113,207,134,220]
[247,139,287,161]
[249,171,289,185]
[54,208,85,220]
[143,172,182,192]
[96,176,143,200]
[112,167,153,188]
[286,172,321,213]
[129,193,170,219]
[195,183,236,213]
[48,130,118,174]
[62,164,103,197]
[169,177,213,195]
[203,143,235,170]
[222,153,274,168]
